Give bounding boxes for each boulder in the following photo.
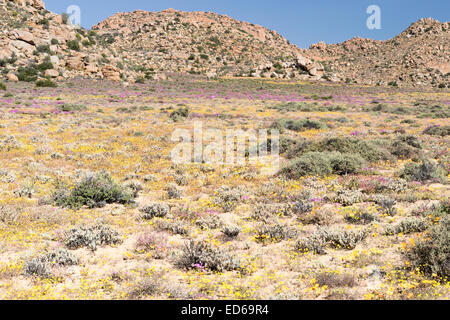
[66,56,85,71]
[44,69,59,78]
[10,40,34,53]
[0,48,13,60]
[206,72,217,80]
[102,65,121,81]
[50,55,60,65]
[85,63,99,73]
[6,73,18,82]
[10,29,35,45]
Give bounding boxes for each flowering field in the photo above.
[0,76,448,300]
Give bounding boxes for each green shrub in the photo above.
[58,104,87,112]
[169,107,190,122]
[306,137,390,162]
[273,118,326,132]
[279,152,365,179]
[67,40,80,51]
[399,159,446,183]
[36,61,53,72]
[279,152,332,179]
[279,136,309,158]
[36,79,57,88]
[344,208,375,224]
[423,125,450,137]
[17,65,39,82]
[0,83,6,91]
[329,153,366,175]
[36,44,51,54]
[406,216,449,278]
[52,171,136,209]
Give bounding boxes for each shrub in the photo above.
[0,204,20,224]
[254,223,295,243]
[169,107,190,122]
[195,215,222,230]
[333,189,364,206]
[390,140,418,159]
[67,40,80,51]
[128,277,161,299]
[166,183,182,199]
[58,104,87,112]
[52,171,136,209]
[36,45,51,54]
[384,218,427,235]
[344,208,375,224]
[325,228,368,250]
[373,196,397,216]
[176,240,241,272]
[140,203,170,219]
[17,65,39,82]
[36,79,57,88]
[423,125,450,137]
[399,159,446,183]
[279,136,309,157]
[214,186,243,212]
[0,83,6,91]
[306,137,390,162]
[273,118,326,132]
[279,152,332,179]
[135,231,168,253]
[316,272,357,288]
[24,248,78,278]
[295,234,326,254]
[329,153,366,175]
[64,224,121,251]
[221,225,241,238]
[293,200,314,215]
[36,61,53,72]
[157,219,189,236]
[395,135,422,149]
[406,216,449,278]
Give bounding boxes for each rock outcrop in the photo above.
[304,18,449,87]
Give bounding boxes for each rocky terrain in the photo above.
[91,9,324,80]
[305,18,450,88]
[0,0,448,87]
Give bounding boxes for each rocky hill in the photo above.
[0,1,323,83]
[91,9,324,80]
[0,0,127,82]
[304,18,449,88]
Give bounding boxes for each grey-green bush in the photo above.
[406,216,449,278]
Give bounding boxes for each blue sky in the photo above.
[44,0,449,48]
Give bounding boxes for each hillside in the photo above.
[92,9,324,80]
[304,18,450,88]
[0,1,323,83]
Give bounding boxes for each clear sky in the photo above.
[44,0,449,48]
